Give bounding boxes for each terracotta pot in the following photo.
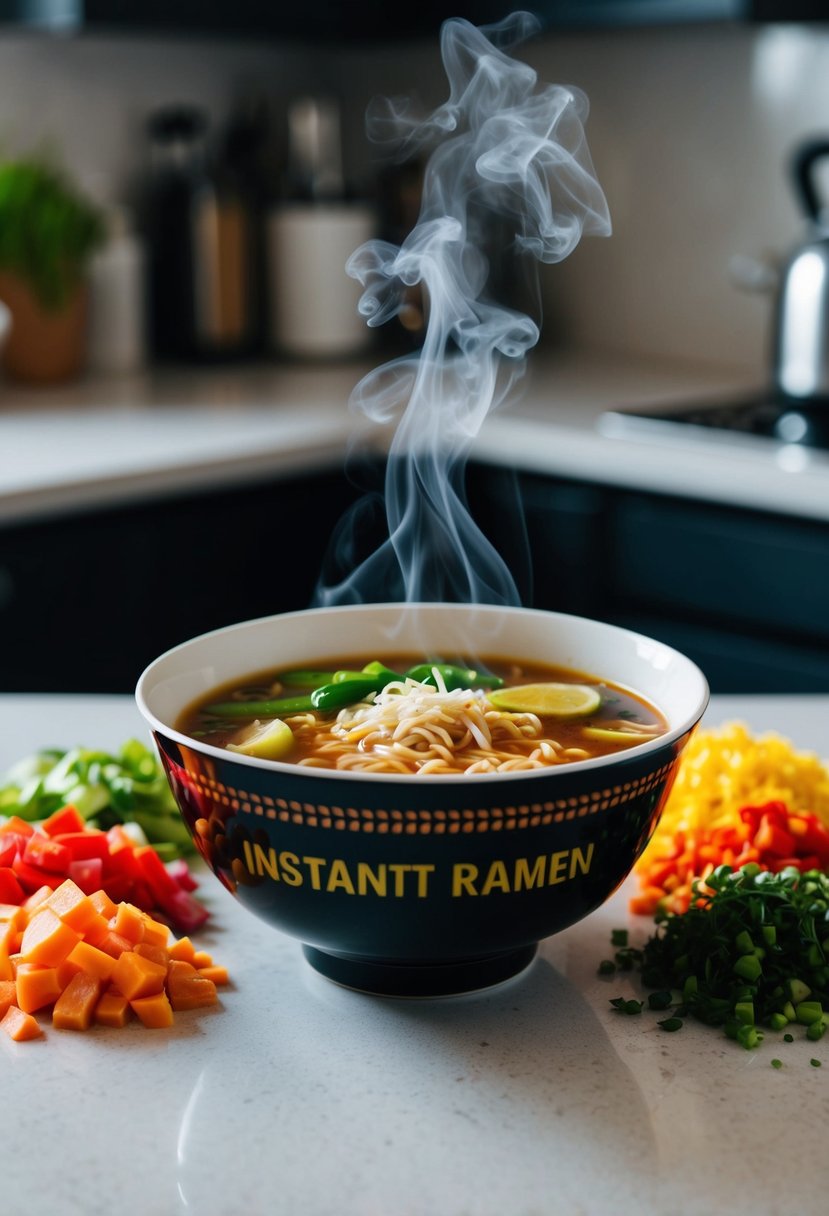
[0,271,87,384]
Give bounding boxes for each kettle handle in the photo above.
[792,138,829,223]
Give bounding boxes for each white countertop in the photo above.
[2,351,828,527]
[3,692,828,1216]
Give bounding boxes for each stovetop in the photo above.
[600,395,829,451]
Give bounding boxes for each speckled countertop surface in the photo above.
[3,693,827,1216]
[2,351,828,527]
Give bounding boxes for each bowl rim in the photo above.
[135,602,709,786]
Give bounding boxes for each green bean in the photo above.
[404,663,504,690]
[204,695,315,718]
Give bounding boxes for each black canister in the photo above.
[144,105,257,361]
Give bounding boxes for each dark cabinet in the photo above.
[0,469,359,693]
[3,460,828,694]
[0,0,808,39]
[467,464,829,693]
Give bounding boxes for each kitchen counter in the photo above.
[3,692,828,1216]
[3,351,828,527]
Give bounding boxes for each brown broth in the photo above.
[177,654,668,771]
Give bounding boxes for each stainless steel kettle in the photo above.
[774,138,829,402]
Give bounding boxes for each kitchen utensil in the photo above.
[774,137,829,402]
[136,603,707,997]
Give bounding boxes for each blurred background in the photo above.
[0,1,828,694]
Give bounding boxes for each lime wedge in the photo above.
[487,683,601,718]
[227,718,294,760]
[582,726,646,746]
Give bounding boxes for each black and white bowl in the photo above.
[136,603,708,997]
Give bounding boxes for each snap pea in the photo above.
[277,669,339,688]
[404,663,504,691]
[311,666,402,712]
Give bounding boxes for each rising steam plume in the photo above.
[313,11,610,610]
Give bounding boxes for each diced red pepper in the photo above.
[0,836,21,868]
[0,816,35,837]
[68,857,104,894]
[11,854,64,892]
[134,846,179,902]
[166,858,199,892]
[40,804,86,836]
[753,815,797,858]
[23,833,71,874]
[51,831,110,861]
[0,868,25,904]
[158,888,209,934]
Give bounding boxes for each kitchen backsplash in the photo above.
[0,20,827,376]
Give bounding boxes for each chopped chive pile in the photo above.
[604,866,829,1059]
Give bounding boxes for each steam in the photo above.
[314,12,610,609]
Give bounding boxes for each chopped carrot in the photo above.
[23,886,53,913]
[167,960,218,1011]
[96,930,133,959]
[88,889,118,920]
[0,903,27,931]
[197,965,229,987]
[130,989,174,1029]
[0,979,16,1018]
[168,936,197,964]
[56,957,81,989]
[16,963,64,1014]
[140,915,170,950]
[95,988,131,1028]
[134,942,170,968]
[1,1004,43,1041]
[19,908,82,967]
[0,818,228,1041]
[52,971,102,1031]
[43,879,98,934]
[112,902,146,945]
[65,940,117,984]
[81,911,112,947]
[110,950,167,1001]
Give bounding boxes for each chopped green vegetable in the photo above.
[311,670,398,711]
[771,1058,783,1069]
[784,1033,794,1043]
[647,990,674,1010]
[657,1016,683,1032]
[0,740,193,856]
[609,997,643,1015]
[626,865,829,1051]
[810,1058,822,1067]
[611,928,629,948]
[205,695,315,717]
[277,669,338,687]
[405,663,504,691]
[597,960,616,976]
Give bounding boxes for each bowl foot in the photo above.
[301,943,538,997]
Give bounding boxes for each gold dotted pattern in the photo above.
[182,763,674,834]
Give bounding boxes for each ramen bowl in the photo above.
[136,603,708,997]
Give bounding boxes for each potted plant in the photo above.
[0,156,104,383]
